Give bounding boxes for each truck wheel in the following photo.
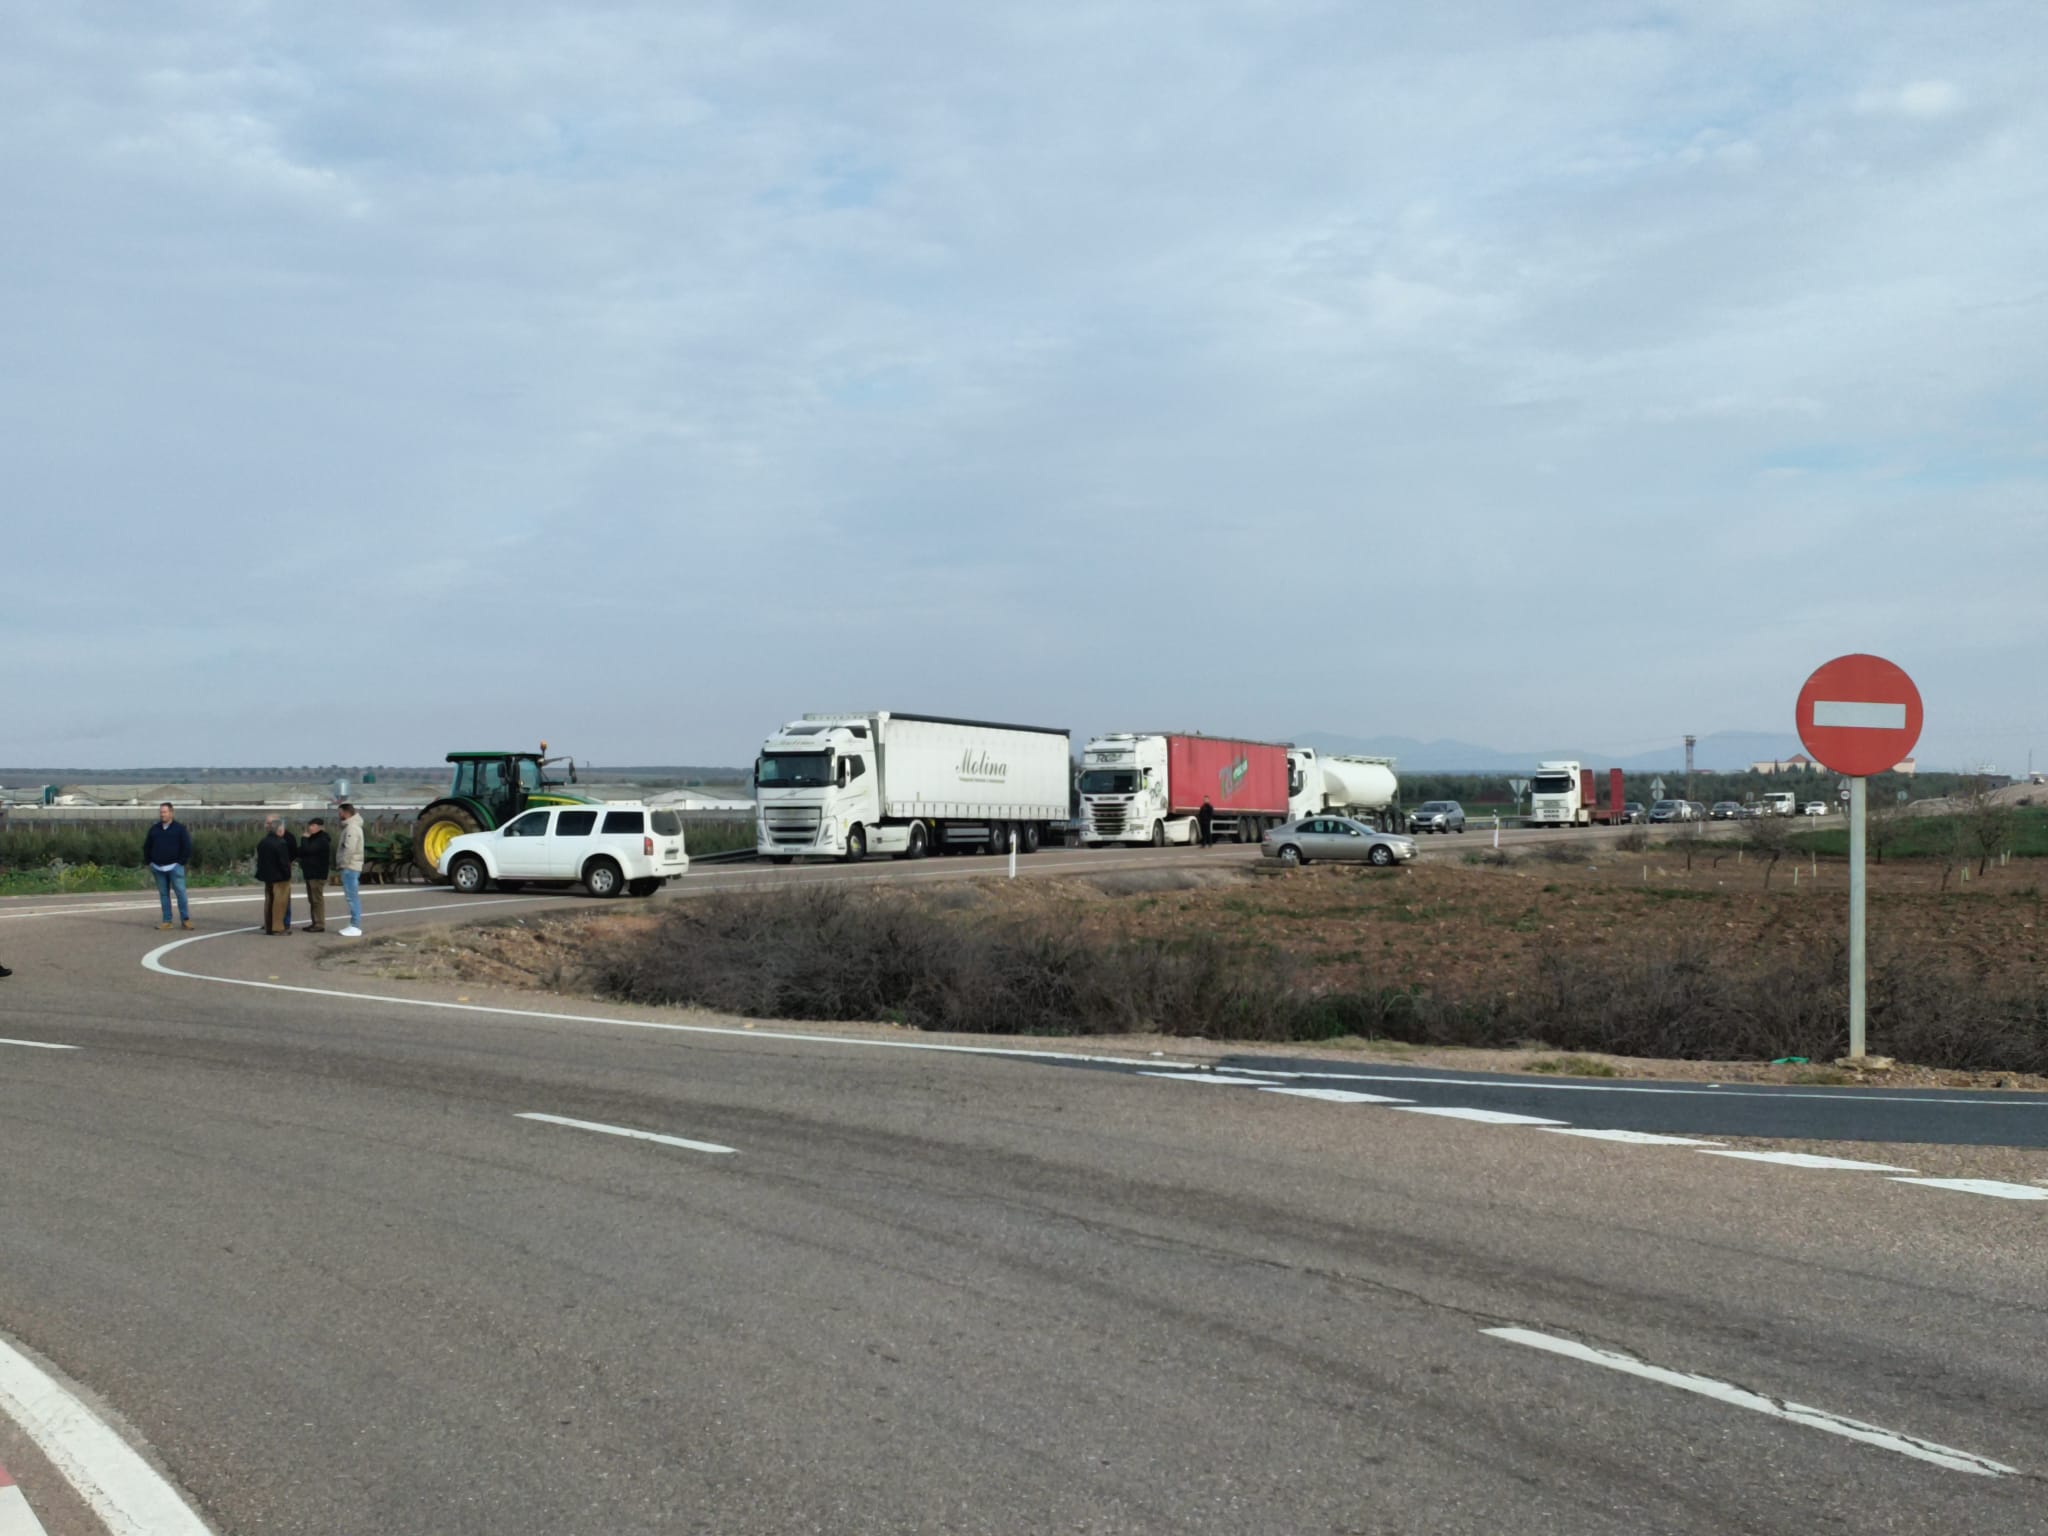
[1368,844,1394,867]
[1150,821,1166,848]
[1021,823,1041,854]
[843,825,866,864]
[905,822,928,860]
[583,858,624,897]
[449,854,489,894]
[988,822,1011,855]
[1278,844,1302,867]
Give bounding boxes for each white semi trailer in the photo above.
[1286,748,1399,829]
[755,712,1070,863]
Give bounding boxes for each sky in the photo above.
[4,1,2045,773]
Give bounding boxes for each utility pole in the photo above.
[1684,735,1696,803]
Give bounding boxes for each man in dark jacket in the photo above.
[255,818,296,934]
[143,802,195,930]
[1197,798,1215,848]
[296,818,333,933]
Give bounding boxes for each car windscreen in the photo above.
[1080,769,1140,794]
[758,751,831,788]
[1652,801,1679,812]
[650,810,683,837]
[1531,774,1575,794]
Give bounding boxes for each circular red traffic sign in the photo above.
[1795,654,1922,778]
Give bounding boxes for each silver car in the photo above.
[1263,816,1417,868]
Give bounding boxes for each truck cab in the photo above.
[755,718,881,861]
[1079,734,1173,846]
[1526,760,1585,826]
[1761,790,1798,817]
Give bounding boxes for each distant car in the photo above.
[1802,801,1827,816]
[1711,801,1742,820]
[1407,800,1466,834]
[439,803,688,897]
[1624,802,1647,823]
[1264,817,1417,868]
[1648,799,1685,823]
[1687,801,1709,821]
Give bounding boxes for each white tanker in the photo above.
[1287,747,1399,829]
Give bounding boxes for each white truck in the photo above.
[1760,790,1798,817]
[755,712,1070,862]
[1286,748,1400,829]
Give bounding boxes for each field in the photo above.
[0,819,414,895]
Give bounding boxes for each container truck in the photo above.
[1287,748,1400,829]
[755,712,1070,862]
[1524,762,1632,827]
[1760,790,1797,817]
[1079,733,1290,847]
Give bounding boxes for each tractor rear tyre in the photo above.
[414,802,483,883]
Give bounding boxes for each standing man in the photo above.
[1197,797,1215,849]
[296,817,333,933]
[255,817,296,934]
[144,802,194,930]
[336,802,366,938]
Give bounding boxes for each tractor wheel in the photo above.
[413,801,483,883]
[584,857,624,898]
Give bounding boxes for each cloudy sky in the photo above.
[5,1,2044,771]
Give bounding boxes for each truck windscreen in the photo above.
[758,751,832,788]
[1080,769,1140,794]
[1531,774,1575,795]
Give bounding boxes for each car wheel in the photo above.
[1278,844,1303,867]
[449,854,488,894]
[905,821,928,861]
[1455,823,1465,833]
[1368,843,1394,866]
[843,824,866,864]
[584,857,623,898]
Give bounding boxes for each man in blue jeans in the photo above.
[143,802,194,930]
[336,801,366,937]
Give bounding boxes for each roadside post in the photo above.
[1795,654,1924,1060]
[1008,830,1017,880]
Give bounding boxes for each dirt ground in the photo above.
[331,849,2048,1091]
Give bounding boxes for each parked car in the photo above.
[1407,800,1466,834]
[1710,801,1742,820]
[1264,817,1417,868]
[439,803,688,897]
[1802,801,1828,816]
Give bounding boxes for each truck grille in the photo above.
[1087,803,1129,836]
[763,807,822,846]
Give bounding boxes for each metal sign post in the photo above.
[1848,777,1867,1058]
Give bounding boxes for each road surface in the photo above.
[0,849,2042,1534]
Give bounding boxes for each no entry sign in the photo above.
[1796,654,1923,778]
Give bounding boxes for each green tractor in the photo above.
[412,743,597,882]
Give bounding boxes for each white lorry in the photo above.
[1286,748,1400,829]
[1760,790,1798,817]
[755,712,1071,862]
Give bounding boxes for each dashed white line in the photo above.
[516,1113,735,1156]
[1258,1087,1414,1104]
[1701,1150,1916,1173]
[1542,1128,1724,1147]
[0,1331,215,1534]
[1138,1072,1291,1087]
[0,1040,77,1053]
[1891,1178,2048,1202]
[1484,1326,2016,1477]
[1395,1107,1568,1127]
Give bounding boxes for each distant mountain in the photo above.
[1297,731,1809,774]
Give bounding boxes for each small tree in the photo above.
[1866,791,1901,866]
[1748,809,1795,888]
[1958,776,2017,876]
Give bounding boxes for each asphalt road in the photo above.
[1,854,2044,1534]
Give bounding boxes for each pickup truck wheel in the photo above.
[1277,844,1303,867]
[1368,843,1394,867]
[583,857,624,898]
[905,822,929,860]
[843,825,866,863]
[449,854,489,894]
[1150,821,1166,848]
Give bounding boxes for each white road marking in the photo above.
[1484,1326,2016,1477]
[1700,1150,1915,1172]
[0,1331,216,1533]
[0,1478,50,1536]
[1258,1087,1414,1104]
[1891,1178,2048,1202]
[1223,1067,2048,1108]
[1543,1128,1724,1147]
[0,1040,78,1053]
[516,1113,735,1156]
[0,885,448,923]
[1395,1107,1568,1127]
[1138,1072,1288,1087]
[1812,700,1908,730]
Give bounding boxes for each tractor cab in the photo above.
[445,752,552,827]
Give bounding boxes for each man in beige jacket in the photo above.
[336,802,367,937]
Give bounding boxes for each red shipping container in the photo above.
[1164,736,1291,818]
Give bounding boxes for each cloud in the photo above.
[1859,79,1966,119]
